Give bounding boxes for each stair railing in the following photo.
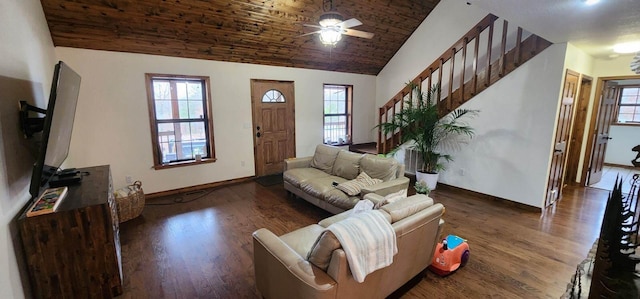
[378,14,552,154]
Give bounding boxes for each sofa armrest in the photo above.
[360,176,410,197]
[252,228,337,299]
[284,156,313,171]
[362,193,385,207]
[326,249,349,283]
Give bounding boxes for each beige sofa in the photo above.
[283,144,409,214]
[253,194,445,299]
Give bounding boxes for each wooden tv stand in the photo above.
[18,165,123,298]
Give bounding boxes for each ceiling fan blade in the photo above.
[343,29,374,39]
[298,30,321,37]
[338,18,362,29]
[303,24,324,29]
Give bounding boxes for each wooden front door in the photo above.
[587,82,618,185]
[545,70,578,207]
[251,80,296,177]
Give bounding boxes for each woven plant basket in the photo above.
[115,181,145,223]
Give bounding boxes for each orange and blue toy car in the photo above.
[428,235,470,276]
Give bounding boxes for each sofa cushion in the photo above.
[310,144,342,174]
[381,194,434,223]
[301,176,347,198]
[307,231,341,271]
[283,168,330,188]
[360,155,399,182]
[335,172,383,196]
[323,189,361,210]
[332,151,364,180]
[280,224,325,258]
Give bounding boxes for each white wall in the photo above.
[606,125,639,166]
[55,48,377,193]
[562,43,595,182]
[0,1,57,298]
[438,44,567,208]
[376,0,568,208]
[593,55,639,167]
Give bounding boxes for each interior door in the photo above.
[545,70,578,207]
[587,82,618,184]
[565,76,592,185]
[251,80,296,177]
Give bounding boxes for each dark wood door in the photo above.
[565,76,592,185]
[251,80,296,177]
[587,83,618,184]
[546,70,578,207]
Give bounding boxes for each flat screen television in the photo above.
[28,61,81,197]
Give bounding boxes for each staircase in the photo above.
[377,14,552,154]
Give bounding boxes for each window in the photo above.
[262,89,286,102]
[145,74,216,169]
[323,84,353,145]
[617,86,640,124]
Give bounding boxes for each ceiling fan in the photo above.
[301,0,374,47]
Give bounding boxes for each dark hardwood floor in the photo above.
[116,181,609,298]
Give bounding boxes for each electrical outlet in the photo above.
[459,168,465,176]
[125,175,133,184]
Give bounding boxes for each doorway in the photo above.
[250,79,296,177]
[545,69,579,207]
[565,75,593,186]
[582,75,640,186]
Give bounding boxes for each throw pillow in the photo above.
[335,179,362,196]
[336,172,383,196]
[307,231,341,271]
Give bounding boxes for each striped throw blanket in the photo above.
[327,210,397,283]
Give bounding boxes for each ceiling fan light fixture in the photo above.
[319,12,344,27]
[320,27,342,47]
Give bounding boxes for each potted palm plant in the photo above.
[376,82,478,189]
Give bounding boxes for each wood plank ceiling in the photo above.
[40,0,440,75]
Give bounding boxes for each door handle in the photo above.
[554,149,562,153]
[256,132,261,138]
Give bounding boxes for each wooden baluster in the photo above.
[499,20,508,77]
[438,58,443,113]
[485,21,494,87]
[391,100,397,149]
[448,48,455,112]
[515,27,522,66]
[378,107,383,153]
[460,38,467,103]
[472,34,479,96]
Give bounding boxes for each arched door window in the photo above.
[261,89,286,102]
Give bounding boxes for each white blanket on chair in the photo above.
[327,210,397,283]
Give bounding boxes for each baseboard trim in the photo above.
[146,176,255,199]
[435,183,542,213]
[405,173,541,212]
[604,163,638,170]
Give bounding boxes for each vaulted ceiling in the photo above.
[40,0,441,75]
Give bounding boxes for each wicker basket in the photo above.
[115,181,145,223]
